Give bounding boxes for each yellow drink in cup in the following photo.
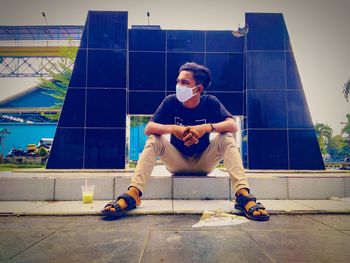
[81,184,95,203]
[83,192,94,203]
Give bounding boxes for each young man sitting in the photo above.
[103,62,269,221]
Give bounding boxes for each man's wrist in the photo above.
[209,123,216,133]
[205,123,213,133]
[169,125,177,135]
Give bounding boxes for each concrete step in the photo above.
[1,199,350,216]
[0,166,349,201]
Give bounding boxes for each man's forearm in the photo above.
[145,122,176,136]
[211,118,238,133]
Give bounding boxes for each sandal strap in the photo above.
[248,202,266,214]
[236,194,257,208]
[104,200,121,211]
[117,193,137,208]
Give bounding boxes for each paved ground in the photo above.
[1,214,350,263]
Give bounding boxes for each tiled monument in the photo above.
[47,11,324,170]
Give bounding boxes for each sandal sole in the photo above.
[234,205,270,221]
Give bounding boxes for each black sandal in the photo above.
[101,193,137,217]
[234,194,270,221]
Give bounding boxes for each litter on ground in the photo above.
[192,209,249,227]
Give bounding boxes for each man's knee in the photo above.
[217,132,234,142]
[145,134,167,151]
[216,132,237,149]
[147,134,165,143]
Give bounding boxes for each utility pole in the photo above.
[147,12,150,25]
[42,12,50,47]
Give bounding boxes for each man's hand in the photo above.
[183,124,210,147]
[172,125,199,147]
[172,126,192,140]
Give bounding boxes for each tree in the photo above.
[314,122,333,155]
[343,78,350,102]
[341,113,350,150]
[341,114,350,138]
[37,44,78,121]
[130,116,151,127]
[328,135,350,159]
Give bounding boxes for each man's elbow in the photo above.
[230,125,238,133]
[229,119,239,133]
[144,122,151,135]
[144,125,152,136]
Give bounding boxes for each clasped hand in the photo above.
[173,125,208,147]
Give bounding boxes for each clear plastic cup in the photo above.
[81,184,95,203]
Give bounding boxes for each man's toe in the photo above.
[261,209,268,215]
[252,211,260,216]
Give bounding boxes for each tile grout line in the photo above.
[171,176,174,211]
[137,230,152,263]
[113,177,116,200]
[290,200,317,210]
[229,178,232,201]
[25,201,52,213]
[7,228,57,261]
[7,217,78,260]
[309,216,349,234]
[53,178,56,201]
[244,231,277,263]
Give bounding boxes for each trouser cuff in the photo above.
[233,186,250,197]
[128,183,143,197]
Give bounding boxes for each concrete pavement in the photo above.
[1,214,350,262]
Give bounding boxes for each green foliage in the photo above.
[37,147,48,157]
[37,44,78,121]
[130,116,151,127]
[315,115,350,160]
[328,135,350,158]
[341,114,350,137]
[343,78,350,102]
[314,122,333,155]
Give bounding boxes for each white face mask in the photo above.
[176,84,198,103]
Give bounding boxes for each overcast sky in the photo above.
[0,0,349,135]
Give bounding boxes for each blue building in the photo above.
[0,87,57,157]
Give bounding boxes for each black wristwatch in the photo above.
[210,123,216,132]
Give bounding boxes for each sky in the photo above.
[0,0,349,135]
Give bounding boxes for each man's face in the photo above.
[176,70,196,87]
[176,70,202,95]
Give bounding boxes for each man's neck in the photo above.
[183,95,201,109]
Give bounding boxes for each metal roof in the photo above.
[0,25,84,41]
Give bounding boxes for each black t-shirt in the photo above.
[149,94,233,157]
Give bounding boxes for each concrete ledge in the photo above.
[1,167,349,201]
[241,177,288,199]
[173,176,230,199]
[55,178,114,200]
[0,178,54,201]
[288,177,345,199]
[115,176,172,199]
[0,199,349,216]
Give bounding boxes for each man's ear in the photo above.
[197,85,204,94]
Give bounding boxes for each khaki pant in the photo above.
[129,132,249,197]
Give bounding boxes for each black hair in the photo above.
[179,62,212,89]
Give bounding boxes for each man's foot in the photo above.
[103,186,141,213]
[235,188,269,221]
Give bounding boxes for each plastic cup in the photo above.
[81,185,95,203]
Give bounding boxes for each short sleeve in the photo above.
[149,96,173,124]
[212,96,233,122]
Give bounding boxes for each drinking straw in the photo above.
[85,179,87,190]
